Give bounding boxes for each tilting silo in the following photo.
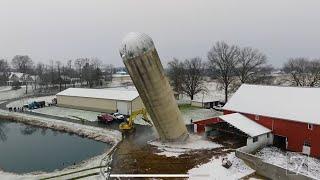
[119,32,188,142]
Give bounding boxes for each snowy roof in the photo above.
[56,88,139,101]
[9,72,25,79]
[224,84,320,125]
[119,32,155,60]
[219,113,271,137]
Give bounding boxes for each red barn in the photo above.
[222,84,320,158]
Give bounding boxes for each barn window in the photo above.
[308,124,313,130]
[267,133,270,138]
[253,136,258,143]
[255,115,259,120]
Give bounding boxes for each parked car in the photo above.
[27,101,41,109]
[97,113,114,124]
[110,112,125,120]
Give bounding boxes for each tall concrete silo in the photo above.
[119,32,188,142]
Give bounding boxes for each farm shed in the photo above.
[193,113,272,149]
[56,88,144,115]
[223,84,320,157]
[191,100,221,109]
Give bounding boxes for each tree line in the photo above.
[167,41,320,102]
[0,55,115,91]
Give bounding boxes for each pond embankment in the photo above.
[0,109,122,179]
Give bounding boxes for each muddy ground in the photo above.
[110,126,233,176]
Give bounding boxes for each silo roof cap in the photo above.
[119,32,155,60]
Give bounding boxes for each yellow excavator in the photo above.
[119,108,153,134]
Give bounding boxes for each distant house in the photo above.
[56,88,144,115]
[194,84,320,157]
[191,99,222,109]
[6,72,38,86]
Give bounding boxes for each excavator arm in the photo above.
[119,108,153,132]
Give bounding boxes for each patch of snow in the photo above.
[149,134,222,157]
[0,87,26,101]
[255,147,320,179]
[188,152,255,180]
[0,85,36,101]
[107,86,136,91]
[177,81,225,104]
[0,86,11,92]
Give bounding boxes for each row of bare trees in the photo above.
[168,41,273,102]
[168,42,272,101]
[283,58,320,87]
[168,41,320,103]
[208,42,273,102]
[0,55,115,91]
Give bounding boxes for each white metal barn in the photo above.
[56,88,144,115]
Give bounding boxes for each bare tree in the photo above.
[167,57,205,100]
[181,57,205,100]
[0,59,10,86]
[236,47,267,83]
[74,58,90,86]
[208,41,239,102]
[55,61,63,91]
[283,57,320,87]
[11,55,33,73]
[104,64,114,82]
[167,58,185,95]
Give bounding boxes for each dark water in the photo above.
[0,120,111,173]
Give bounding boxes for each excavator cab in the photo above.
[119,108,153,134]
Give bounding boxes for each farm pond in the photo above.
[0,119,111,174]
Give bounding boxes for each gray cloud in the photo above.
[0,0,319,67]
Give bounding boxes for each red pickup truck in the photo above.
[97,113,114,124]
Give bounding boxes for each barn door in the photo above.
[273,135,287,150]
[302,141,311,155]
[117,101,128,115]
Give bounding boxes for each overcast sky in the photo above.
[0,0,319,67]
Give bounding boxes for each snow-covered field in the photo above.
[6,95,56,108]
[0,86,11,92]
[0,87,29,101]
[34,106,101,122]
[188,152,255,180]
[178,81,226,104]
[0,85,37,101]
[255,147,320,179]
[149,134,223,157]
